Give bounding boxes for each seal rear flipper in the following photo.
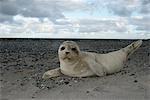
[122,40,142,58]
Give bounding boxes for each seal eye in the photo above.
[71,48,76,51]
[61,47,65,51]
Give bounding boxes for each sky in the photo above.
[0,0,150,39]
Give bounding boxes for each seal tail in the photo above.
[122,40,142,58]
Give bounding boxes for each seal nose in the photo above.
[65,51,70,54]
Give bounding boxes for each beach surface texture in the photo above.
[0,39,150,100]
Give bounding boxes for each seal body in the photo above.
[59,50,126,77]
[42,40,142,79]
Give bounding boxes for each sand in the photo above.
[0,39,150,100]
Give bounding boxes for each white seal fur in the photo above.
[42,40,142,79]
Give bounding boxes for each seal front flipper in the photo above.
[42,68,62,79]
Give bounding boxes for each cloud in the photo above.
[54,17,129,34]
[0,13,13,22]
[140,3,150,14]
[130,15,150,32]
[0,0,149,39]
[0,0,150,22]
[72,17,128,33]
[0,0,18,15]
[0,15,149,39]
[0,0,89,23]
[87,0,150,16]
[0,0,62,22]
[86,0,139,16]
[0,15,54,34]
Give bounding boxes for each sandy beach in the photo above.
[0,39,150,100]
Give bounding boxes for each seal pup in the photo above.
[42,40,142,79]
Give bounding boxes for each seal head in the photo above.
[58,41,81,62]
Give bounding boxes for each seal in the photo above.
[42,40,142,79]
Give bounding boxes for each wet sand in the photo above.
[0,39,150,100]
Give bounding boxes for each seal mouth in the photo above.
[63,56,71,60]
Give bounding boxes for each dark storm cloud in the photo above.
[0,1,18,15]
[108,5,134,16]
[0,0,89,23]
[140,3,150,14]
[0,0,65,23]
[141,0,150,5]
[0,13,13,22]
